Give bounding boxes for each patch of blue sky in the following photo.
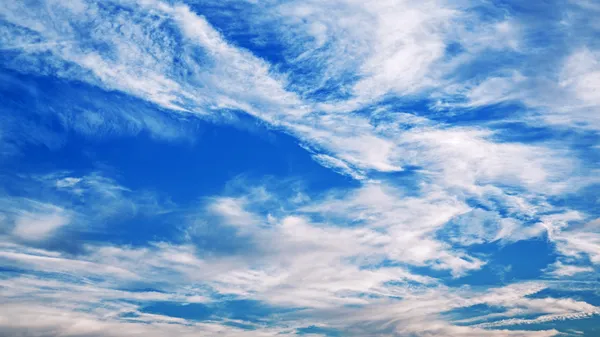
[297,325,342,337]
[500,316,600,337]
[0,67,191,148]
[441,303,508,323]
[487,122,591,144]
[186,1,290,65]
[0,67,354,198]
[0,66,361,256]
[141,299,300,324]
[446,49,525,80]
[141,302,213,321]
[548,185,600,219]
[444,236,558,286]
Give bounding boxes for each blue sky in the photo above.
[1,0,599,336]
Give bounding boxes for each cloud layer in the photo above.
[1,0,599,336]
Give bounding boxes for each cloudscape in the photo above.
[1,0,599,336]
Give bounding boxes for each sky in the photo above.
[0,0,599,336]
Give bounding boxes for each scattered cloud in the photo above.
[1,0,599,336]
[545,261,595,278]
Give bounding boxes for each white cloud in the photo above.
[459,72,528,108]
[0,199,71,242]
[552,218,600,265]
[442,46,600,132]
[274,0,519,109]
[310,154,366,180]
[0,248,138,280]
[545,261,594,277]
[560,48,600,106]
[0,206,596,337]
[55,177,82,189]
[299,281,579,336]
[12,209,70,241]
[0,301,295,337]
[41,172,172,221]
[393,127,572,193]
[476,311,600,329]
[0,237,591,337]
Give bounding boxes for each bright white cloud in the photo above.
[0,199,71,241]
[552,218,600,265]
[2,180,596,336]
[546,261,595,277]
[560,48,600,106]
[11,206,70,241]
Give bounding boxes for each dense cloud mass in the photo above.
[1,0,599,336]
